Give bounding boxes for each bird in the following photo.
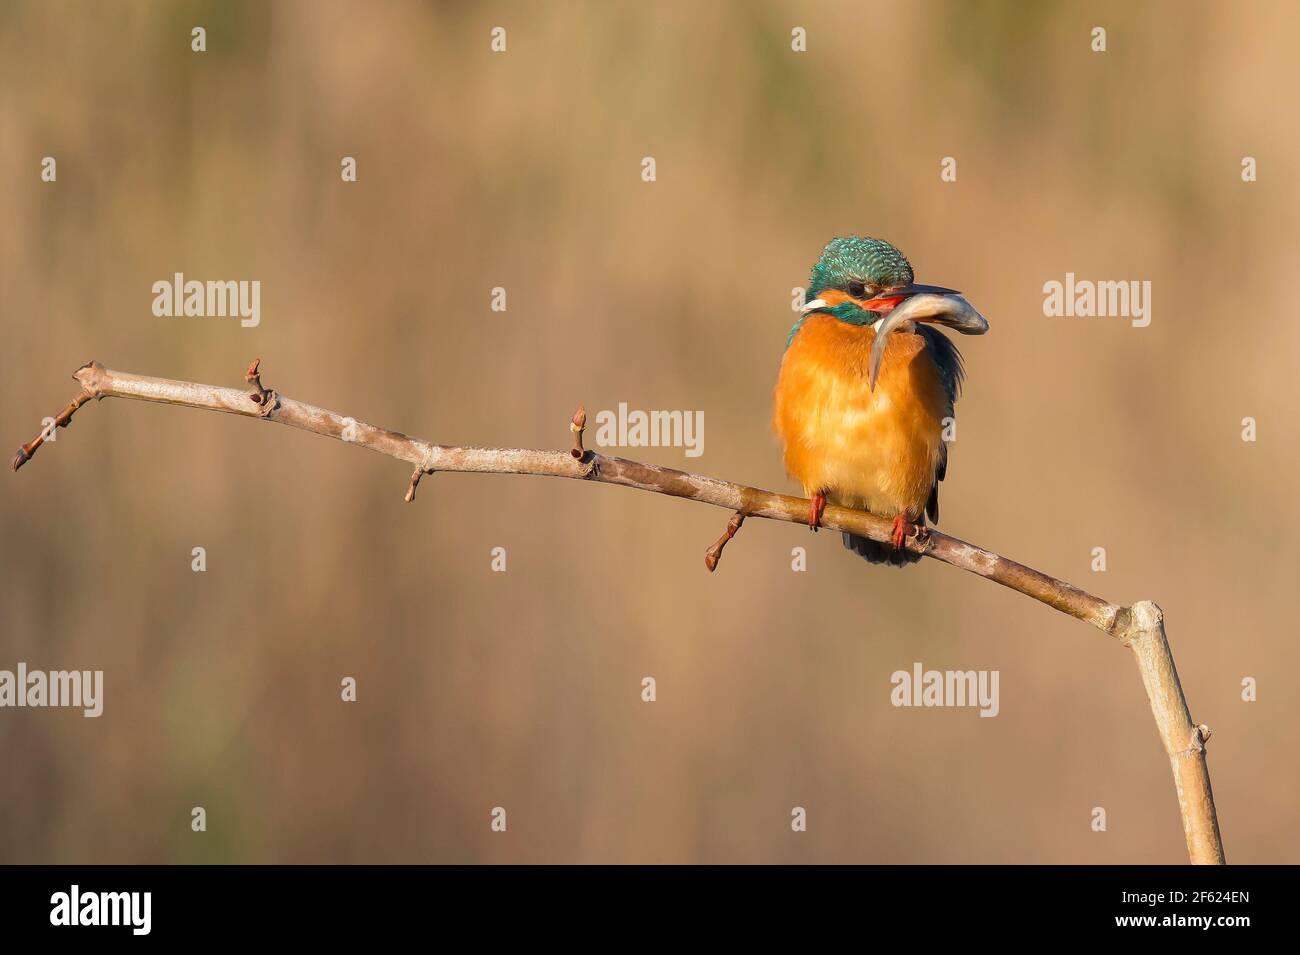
[773,236,989,565]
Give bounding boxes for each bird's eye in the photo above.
[848,281,866,298]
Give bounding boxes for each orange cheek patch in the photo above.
[815,289,850,307]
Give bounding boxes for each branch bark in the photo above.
[12,360,1225,864]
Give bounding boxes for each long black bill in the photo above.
[867,292,990,392]
[867,283,961,301]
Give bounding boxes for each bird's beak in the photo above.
[872,283,962,300]
[867,290,989,392]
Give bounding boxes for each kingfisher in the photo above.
[773,236,989,565]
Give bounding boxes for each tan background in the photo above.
[1,0,1296,863]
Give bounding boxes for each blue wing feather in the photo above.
[915,325,965,524]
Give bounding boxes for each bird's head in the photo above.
[808,236,917,306]
[801,236,989,390]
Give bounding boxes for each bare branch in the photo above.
[10,360,1225,863]
[1121,602,1225,863]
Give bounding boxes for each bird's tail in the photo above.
[842,532,922,567]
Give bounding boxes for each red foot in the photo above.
[889,515,930,550]
[808,491,826,531]
[890,514,911,550]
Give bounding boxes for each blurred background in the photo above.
[2,0,1297,864]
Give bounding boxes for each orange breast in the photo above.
[772,312,948,519]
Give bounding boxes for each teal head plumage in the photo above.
[808,236,915,299]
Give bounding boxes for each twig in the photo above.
[704,512,745,572]
[245,357,267,404]
[404,467,428,503]
[10,390,92,471]
[10,360,1225,864]
[569,406,586,459]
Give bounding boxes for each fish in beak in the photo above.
[866,285,989,391]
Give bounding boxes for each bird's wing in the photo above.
[916,325,966,525]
